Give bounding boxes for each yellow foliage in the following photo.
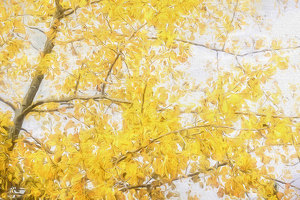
[0,0,298,199]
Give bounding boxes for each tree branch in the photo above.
[266,177,300,191]
[141,81,147,114]
[9,0,65,146]
[148,37,300,57]
[235,111,300,119]
[114,125,267,164]
[23,94,132,115]
[120,162,228,191]
[0,96,16,111]
[101,53,121,95]
[25,25,45,34]
[121,164,300,194]
[31,105,73,113]
[22,129,53,154]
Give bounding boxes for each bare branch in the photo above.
[22,129,53,154]
[266,177,300,191]
[0,96,16,111]
[74,74,81,95]
[229,0,239,26]
[25,26,45,34]
[74,64,82,95]
[235,111,300,119]
[70,114,91,128]
[31,105,73,113]
[23,94,132,115]
[129,23,147,40]
[148,37,300,57]
[141,81,148,114]
[101,53,121,95]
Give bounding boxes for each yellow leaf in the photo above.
[255,39,263,49]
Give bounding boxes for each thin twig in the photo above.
[74,64,82,95]
[141,81,148,114]
[101,53,121,95]
[0,96,16,111]
[230,0,239,26]
[148,37,300,57]
[22,129,53,154]
[25,26,45,34]
[129,23,147,40]
[221,0,239,50]
[74,74,81,95]
[267,177,300,191]
[235,111,300,119]
[31,105,73,113]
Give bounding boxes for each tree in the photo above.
[0,0,299,199]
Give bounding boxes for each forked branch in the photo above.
[9,0,65,145]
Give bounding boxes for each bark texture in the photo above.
[9,0,64,147]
